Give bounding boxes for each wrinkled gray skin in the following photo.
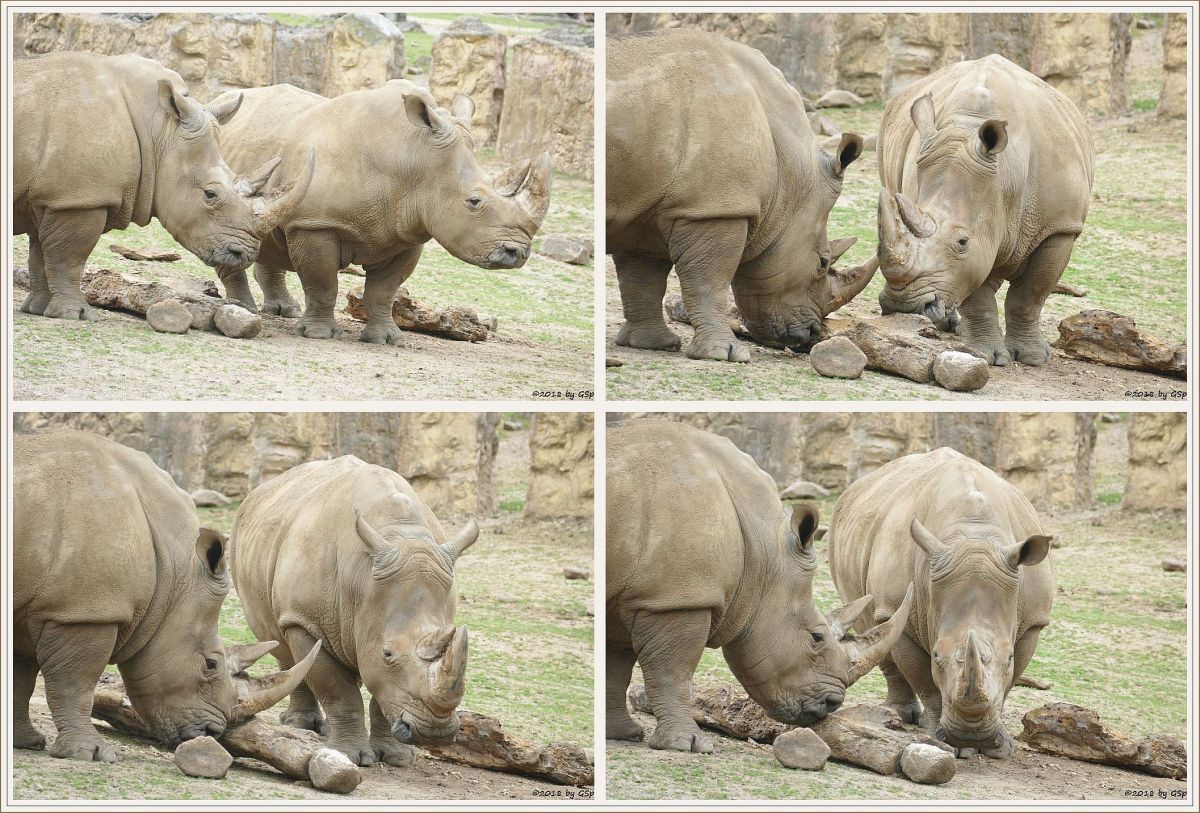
[876,54,1095,366]
[827,448,1055,758]
[211,81,552,345]
[607,421,914,753]
[607,30,878,363]
[13,430,317,761]
[13,52,314,322]
[231,456,478,767]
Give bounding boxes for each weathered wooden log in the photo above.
[627,683,950,777]
[345,286,496,343]
[1015,674,1052,690]
[110,243,182,262]
[1054,310,1185,378]
[1052,281,1088,297]
[1019,703,1186,779]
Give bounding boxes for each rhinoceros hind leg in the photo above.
[38,622,118,762]
[956,284,1011,366]
[359,247,422,346]
[283,626,370,764]
[633,609,715,754]
[278,667,327,735]
[37,209,104,322]
[13,656,46,751]
[670,219,751,363]
[289,231,345,340]
[254,263,302,317]
[1004,234,1074,367]
[217,267,259,313]
[606,645,644,741]
[20,237,52,316]
[369,698,417,767]
[880,657,925,726]
[613,252,681,352]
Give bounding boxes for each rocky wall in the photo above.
[429,17,507,146]
[1158,13,1188,119]
[525,413,594,518]
[1030,13,1132,116]
[1124,413,1187,511]
[993,413,1097,510]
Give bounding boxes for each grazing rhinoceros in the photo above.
[607,30,877,363]
[13,52,315,321]
[209,81,552,345]
[875,54,1095,366]
[827,447,1055,758]
[230,456,478,766]
[13,430,319,761]
[607,420,913,753]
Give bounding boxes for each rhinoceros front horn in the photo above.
[877,189,912,284]
[429,626,469,712]
[842,583,915,686]
[251,146,317,236]
[824,255,880,315]
[228,639,321,723]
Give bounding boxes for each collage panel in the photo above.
[604,12,1187,403]
[11,11,595,402]
[605,412,1187,801]
[10,411,595,801]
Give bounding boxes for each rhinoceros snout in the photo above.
[921,295,959,332]
[484,242,526,269]
[211,242,255,271]
[392,714,458,746]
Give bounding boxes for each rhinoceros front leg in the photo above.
[13,655,46,751]
[956,283,1011,366]
[282,627,372,765]
[217,267,259,313]
[19,237,52,316]
[287,231,344,340]
[670,218,751,363]
[369,697,417,767]
[37,622,119,761]
[606,644,644,741]
[631,609,715,754]
[613,252,681,352]
[359,246,423,346]
[254,263,303,318]
[37,209,105,321]
[1004,234,1075,366]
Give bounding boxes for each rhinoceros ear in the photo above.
[158,79,206,132]
[978,119,1009,158]
[911,93,937,142]
[195,527,229,579]
[788,503,820,556]
[1003,534,1051,569]
[826,132,864,179]
[404,92,445,132]
[450,93,476,123]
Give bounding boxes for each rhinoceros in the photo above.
[13,52,315,322]
[607,420,913,753]
[607,30,877,363]
[230,456,478,766]
[209,81,552,344]
[827,447,1055,757]
[875,54,1095,366]
[13,430,318,761]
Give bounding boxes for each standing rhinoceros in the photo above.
[607,421,913,753]
[230,456,478,767]
[13,430,319,761]
[827,447,1055,758]
[875,54,1095,366]
[13,52,315,321]
[607,30,877,363]
[209,81,552,345]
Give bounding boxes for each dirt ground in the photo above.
[606,419,1190,801]
[11,424,596,801]
[605,23,1188,402]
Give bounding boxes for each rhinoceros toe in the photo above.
[43,295,98,322]
[359,323,405,347]
[296,318,343,340]
[371,738,417,767]
[686,337,751,363]
[20,291,52,315]
[648,725,714,754]
[261,299,302,318]
[615,323,682,352]
[1005,336,1052,366]
[50,733,116,762]
[14,725,46,751]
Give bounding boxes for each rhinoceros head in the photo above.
[733,134,878,351]
[353,495,479,746]
[907,508,1052,754]
[723,505,915,726]
[877,93,1010,330]
[152,81,315,271]
[401,90,552,270]
[119,528,320,747]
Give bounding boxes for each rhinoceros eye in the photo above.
[810,631,825,645]
[204,656,218,672]
[203,189,218,201]
[466,194,483,211]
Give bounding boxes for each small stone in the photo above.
[563,566,591,580]
[190,488,232,507]
[184,301,217,331]
[810,336,867,379]
[307,747,361,794]
[773,727,830,770]
[502,419,523,431]
[496,592,520,603]
[815,89,865,108]
[175,736,232,779]
[862,133,878,152]
[900,742,956,785]
[1099,412,1122,423]
[780,479,831,500]
[215,304,263,339]
[933,350,989,392]
[807,112,840,137]
[537,234,593,265]
[605,357,624,368]
[1161,558,1186,572]
[146,299,192,334]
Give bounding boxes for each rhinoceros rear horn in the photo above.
[252,146,316,236]
[496,152,553,228]
[226,640,278,674]
[429,626,469,711]
[205,92,243,126]
[229,640,321,723]
[895,192,935,239]
[826,594,874,641]
[843,584,914,686]
[442,516,479,563]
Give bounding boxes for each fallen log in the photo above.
[345,286,496,343]
[1052,281,1088,297]
[110,243,182,262]
[1019,703,1186,780]
[627,683,950,777]
[1054,310,1185,379]
[1015,674,1052,690]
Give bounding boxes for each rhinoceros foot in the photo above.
[686,336,751,364]
[260,298,303,318]
[49,731,116,762]
[886,699,925,726]
[328,738,381,767]
[606,717,645,742]
[615,322,682,352]
[1005,335,1052,366]
[280,707,327,735]
[959,333,1012,367]
[13,724,47,751]
[295,317,343,340]
[369,736,417,767]
[43,294,98,322]
[19,291,52,315]
[359,322,405,347]
[648,724,714,754]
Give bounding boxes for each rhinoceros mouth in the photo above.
[878,289,960,332]
[392,708,459,746]
[936,718,1005,750]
